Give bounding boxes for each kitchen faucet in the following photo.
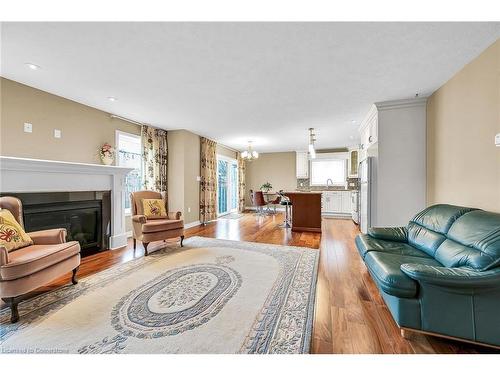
[326,178,334,189]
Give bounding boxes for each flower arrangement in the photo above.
[261,182,273,192]
[99,142,115,165]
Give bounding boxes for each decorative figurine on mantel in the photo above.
[99,142,115,165]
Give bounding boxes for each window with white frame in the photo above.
[116,131,142,214]
[310,157,347,186]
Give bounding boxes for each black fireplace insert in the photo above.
[0,191,111,256]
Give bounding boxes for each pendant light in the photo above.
[308,128,316,159]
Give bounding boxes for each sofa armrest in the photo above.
[167,211,182,220]
[28,228,67,245]
[401,264,500,288]
[368,227,408,242]
[132,215,147,224]
[0,246,8,267]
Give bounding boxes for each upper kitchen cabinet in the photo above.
[296,151,309,178]
[348,148,359,177]
[359,105,378,161]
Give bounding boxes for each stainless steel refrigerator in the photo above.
[358,157,372,234]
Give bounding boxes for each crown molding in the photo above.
[375,97,428,111]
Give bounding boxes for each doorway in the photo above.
[217,155,238,216]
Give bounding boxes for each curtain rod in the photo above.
[110,114,145,126]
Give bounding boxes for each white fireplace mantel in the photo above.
[0,156,134,249]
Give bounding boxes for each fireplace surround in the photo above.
[0,156,133,249]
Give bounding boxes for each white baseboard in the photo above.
[185,220,202,229]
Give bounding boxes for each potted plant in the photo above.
[261,182,273,192]
[99,142,115,165]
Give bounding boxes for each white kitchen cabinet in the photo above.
[322,190,351,216]
[359,105,378,160]
[358,98,427,229]
[341,191,351,212]
[295,151,309,178]
[348,148,359,177]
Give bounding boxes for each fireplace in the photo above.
[0,191,111,256]
[0,156,133,249]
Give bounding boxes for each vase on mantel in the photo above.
[99,142,115,166]
[101,155,114,165]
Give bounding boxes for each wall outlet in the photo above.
[196,176,201,182]
[54,129,62,138]
[187,207,191,213]
[24,123,33,133]
[496,133,500,147]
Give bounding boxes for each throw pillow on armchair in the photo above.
[0,208,34,251]
[142,198,167,219]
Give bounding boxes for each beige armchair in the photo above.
[0,196,81,323]
[130,191,184,255]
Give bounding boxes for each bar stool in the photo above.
[267,194,281,214]
[278,192,292,228]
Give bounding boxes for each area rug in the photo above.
[0,237,319,354]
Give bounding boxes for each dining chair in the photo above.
[253,191,267,215]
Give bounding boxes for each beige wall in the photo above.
[244,152,297,206]
[0,78,140,163]
[427,40,500,213]
[167,129,200,225]
[216,144,237,159]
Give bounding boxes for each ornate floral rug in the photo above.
[0,237,319,354]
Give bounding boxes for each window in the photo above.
[116,131,142,214]
[310,158,347,186]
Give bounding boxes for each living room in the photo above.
[0,1,499,373]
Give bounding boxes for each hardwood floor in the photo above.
[5,212,496,353]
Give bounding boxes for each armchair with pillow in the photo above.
[130,191,185,255]
[0,196,81,323]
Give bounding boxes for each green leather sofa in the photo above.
[355,204,500,347]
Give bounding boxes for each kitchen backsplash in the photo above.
[297,177,360,191]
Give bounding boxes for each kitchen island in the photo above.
[284,191,322,233]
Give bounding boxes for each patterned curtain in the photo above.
[199,137,217,224]
[141,125,168,192]
[237,152,246,213]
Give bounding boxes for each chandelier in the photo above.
[241,141,259,161]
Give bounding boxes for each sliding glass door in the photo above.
[217,156,238,216]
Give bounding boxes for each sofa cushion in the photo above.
[435,210,500,270]
[364,252,442,298]
[407,204,477,257]
[0,241,80,280]
[142,219,184,233]
[356,234,431,260]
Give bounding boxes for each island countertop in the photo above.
[284,191,322,233]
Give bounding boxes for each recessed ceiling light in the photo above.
[107,97,117,102]
[349,135,354,140]
[25,63,41,70]
[351,120,356,124]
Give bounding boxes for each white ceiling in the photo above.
[1,22,499,152]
